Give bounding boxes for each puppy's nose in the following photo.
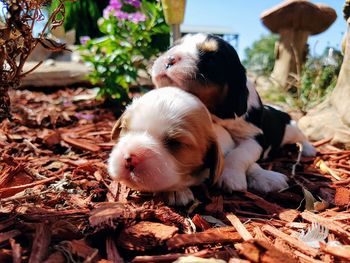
[124,155,138,171]
[165,55,178,69]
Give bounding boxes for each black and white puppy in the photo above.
[152,33,316,193]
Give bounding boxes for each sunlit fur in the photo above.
[108,87,224,206]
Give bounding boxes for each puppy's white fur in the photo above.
[282,121,317,157]
[151,34,208,92]
[247,80,262,110]
[109,132,181,192]
[212,116,288,193]
[247,163,288,193]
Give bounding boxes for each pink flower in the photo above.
[103,6,114,18]
[114,10,129,20]
[79,36,91,45]
[110,0,122,10]
[128,12,146,23]
[103,0,123,18]
[124,0,141,8]
[103,0,146,23]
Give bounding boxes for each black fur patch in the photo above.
[196,35,249,118]
[193,35,292,156]
[256,105,292,157]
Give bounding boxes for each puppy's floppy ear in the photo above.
[205,138,224,185]
[219,39,249,118]
[111,111,127,141]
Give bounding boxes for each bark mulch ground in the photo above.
[1,88,350,263]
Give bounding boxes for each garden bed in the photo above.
[1,87,350,262]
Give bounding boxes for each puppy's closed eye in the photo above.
[164,136,183,152]
[164,130,196,152]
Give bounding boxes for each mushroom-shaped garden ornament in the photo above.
[261,0,337,88]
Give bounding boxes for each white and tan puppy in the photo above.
[108,87,226,206]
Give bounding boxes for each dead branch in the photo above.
[0,0,68,122]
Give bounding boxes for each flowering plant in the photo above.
[79,0,169,104]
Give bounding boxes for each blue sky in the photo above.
[183,0,346,59]
[0,0,345,60]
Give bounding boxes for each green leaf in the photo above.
[302,188,317,211]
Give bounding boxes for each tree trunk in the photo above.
[298,18,350,148]
[271,29,309,88]
[331,23,350,126]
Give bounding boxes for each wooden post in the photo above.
[161,0,186,44]
[171,24,181,44]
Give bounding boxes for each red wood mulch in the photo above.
[1,88,350,263]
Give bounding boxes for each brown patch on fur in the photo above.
[213,115,262,140]
[163,110,223,185]
[188,83,228,114]
[111,111,129,141]
[198,39,218,52]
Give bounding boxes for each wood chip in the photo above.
[118,221,178,251]
[192,214,211,231]
[0,175,58,197]
[334,187,350,206]
[243,192,300,222]
[10,238,22,263]
[132,249,211,263]
[253,227,270,242]
[28,222,52,263]
[262,225,318,257]
[320,242,350,261]
[167,227,241,250]
[42,251,66,263]
[292,250,324,263]
[42,130,61,147]
[235,239,298,263]
[61,134,101,152]
[106,236,123,263]
[0,230,21,244]
[66,239,100,261]
[226,214,253,241]
[228,259,251,263]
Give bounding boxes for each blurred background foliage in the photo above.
[50,0,169,107]
[50,0,110,42]
[299,47,343,110]
[243,34,278,76]
[243,34,343,112]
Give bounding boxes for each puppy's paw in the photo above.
[247,169,288,193]
[302,141,317,157]
[216,168,247,193]
[165,188,194,206]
